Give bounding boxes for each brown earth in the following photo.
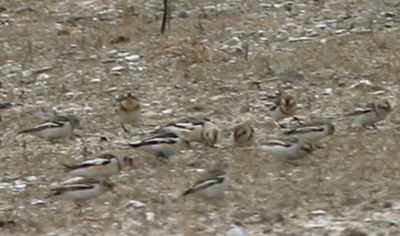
[1,0,400,235]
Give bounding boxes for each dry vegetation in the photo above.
[1,0,400,235]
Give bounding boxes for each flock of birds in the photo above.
[17,92,393,206]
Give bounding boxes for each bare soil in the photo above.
[1,0,400,235]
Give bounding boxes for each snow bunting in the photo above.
[282,121,334,142]
[116,93,142,133]
[183,161,230,198]
[64,152,134,179]
[160,117,208,142]
[127,132,189,159]
[159,116,220,147]
[19,115,80,141]
[201,122,220,147]
[251,137,316,161]
[344,100,392,129]
[51,179,114,203]
[270,94,297,121]
[233,121,255,147]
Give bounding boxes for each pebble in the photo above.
[334,29,347,34]
[33,66,53,73]
[90,78,101,83]
[311,210,327,215]
[31,199,45,205]
[125,55,140,62]
[24,176,37,182]
[105,87,118,92]
[37,73,50,81]
[111,66,127,72]
[313,69,336,79]
[125,200,146,208]
[288,36,313,42]
[322,88,333,95]
[161,109,173,115]
[22,70,32,78]
[145,212,155,222]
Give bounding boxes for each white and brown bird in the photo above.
[344,100,392,129]
[116,93,142,133]
[250,137,316,161]
[159,116,220,147]
[270,94,297,121]
[282,121,334,142]
[232,121,255,147]
[127,132,189,160]
[64,152,133,179]
[183,161,230,198]
[51,179,114,204]
[19,115,80,142]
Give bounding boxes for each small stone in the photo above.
[102,58,116,64]
[195,168,206,173]
[64,92,74,99]
[105,87,118,92]
[22,70,32,78]
[24,176,37,182]
[125,200,146,208]
[310,210,326,215]
[313,69,336,79]
[161,109,173,115]
[37,73,50,80]
[125,55,140,62]
[14,184,26,189]
[33,66,53,73]
[278,70,305,83]
[322,88,332,95]
[31,199,45,205]
[334,29,347,34]
[145,212,155,222]
[383,201,392,208]
[90,78,101,83]
[288,36,313,42]
[111,66,127,72]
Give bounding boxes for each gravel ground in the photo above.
[1,0,400,235]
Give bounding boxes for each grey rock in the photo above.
[278,70,306,83]
[313,69,336,79]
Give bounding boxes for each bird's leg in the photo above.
[121,123,130,133]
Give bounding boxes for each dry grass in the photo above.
[1,0,400,235]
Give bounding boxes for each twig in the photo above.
[161,0,168,34]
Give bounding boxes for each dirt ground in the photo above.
[1,0,400,235]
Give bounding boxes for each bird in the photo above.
[158,115,220,147]
[201,122,220,147]
[51,179,114,204]
[64,152,134,179]
[232,120,255,147]
[249,137,316,161]
[159,116,208,143]
[270,94,297,121]
[282,121,334,142]
[116,93,143,133]
[344,100,392,129]
[19,115,80,141]
[127,132,189,160]
[183,161,230,198]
